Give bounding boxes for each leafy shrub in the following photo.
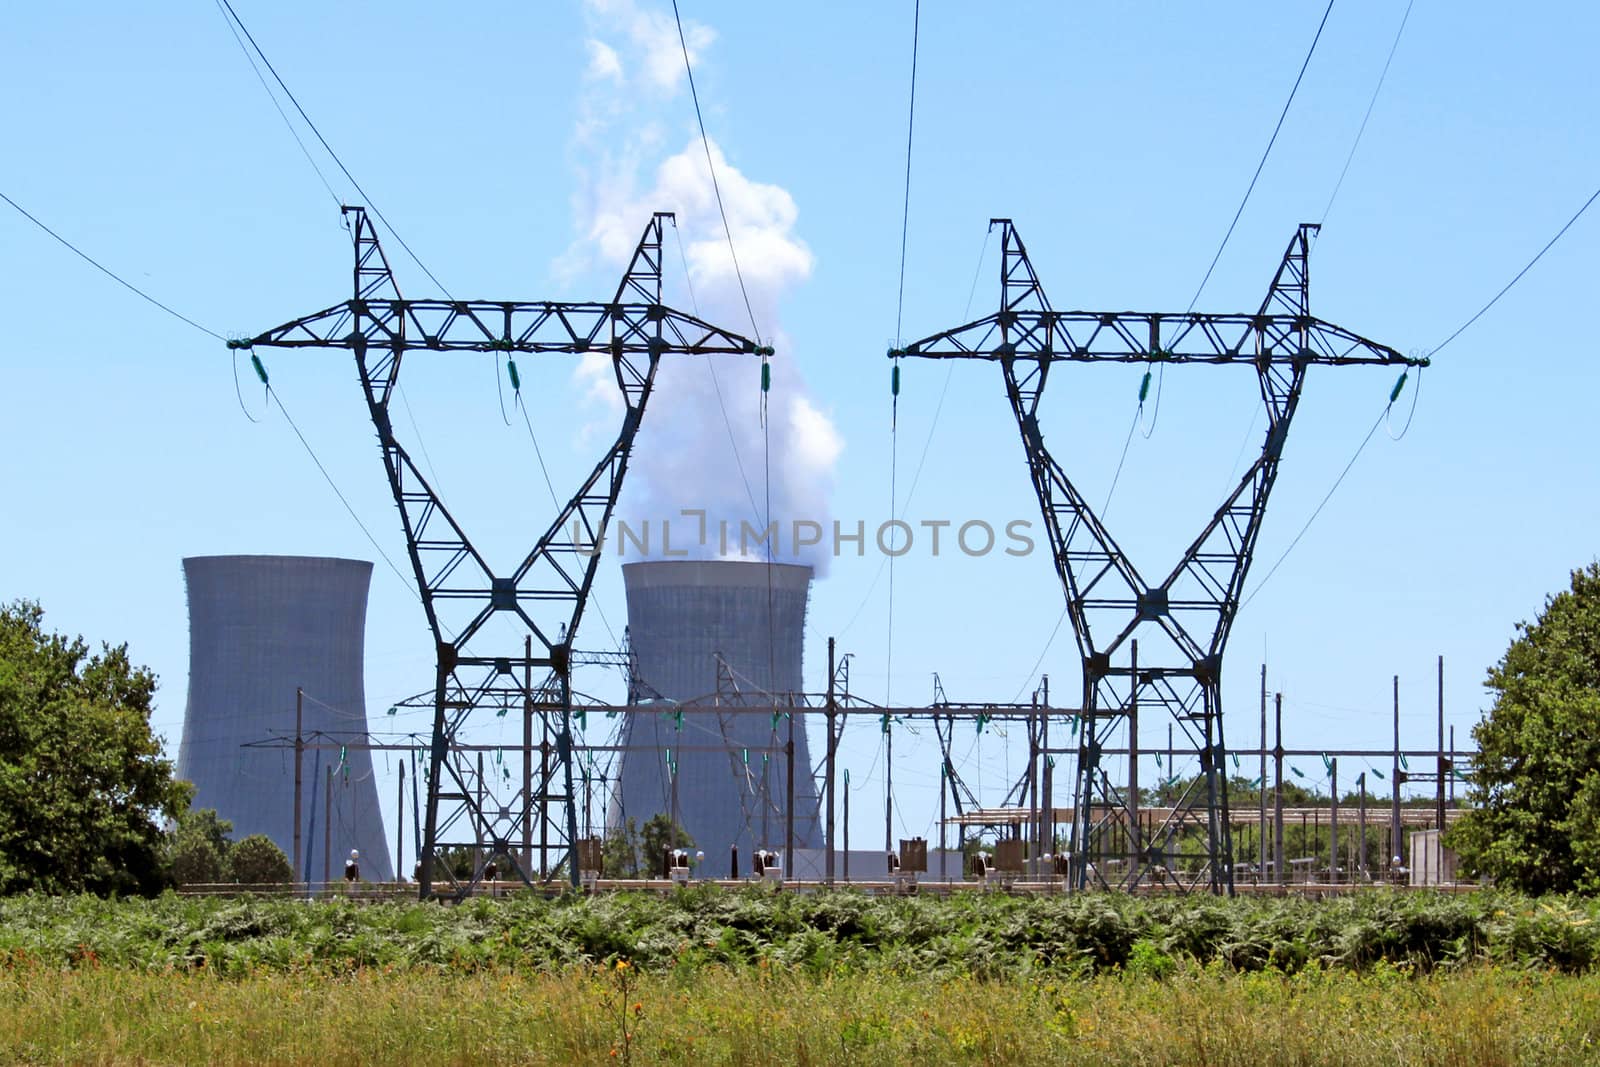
[226,836,292,884]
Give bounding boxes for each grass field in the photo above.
[6,889,1600,1064]
[6,963,1600,1065]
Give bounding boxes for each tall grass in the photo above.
[3,963,1599,1065]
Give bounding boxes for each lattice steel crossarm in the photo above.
[237,300,756,358]
[234,206,758,899]
[898,311,1418,368]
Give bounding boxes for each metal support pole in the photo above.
[1258,665,1267,878]
[843,768,851,882]
[1041,675,1053,872]
[1329,758,1338,884]
[523,636,533,875]
[785,708,796,875]
[884,723,893,855]
[1358,773,1368,880]
[1436,655,1446,830]
[476,751,486,880]
[1449,725,1456,805]
[1274,693,1285,888]
[324,764,333,892]
[293,687,304,887]
[1128,641,1140,879]
[825,638,837,884]
[396,761,405,882]
[1027,707,1039,875]
[1392,675,1403,877]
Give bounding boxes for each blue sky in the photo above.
[3,1,1596,854]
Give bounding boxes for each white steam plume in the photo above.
[569,0,843,573]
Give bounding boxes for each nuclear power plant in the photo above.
[613,559,821,876]
[178,555,392,882]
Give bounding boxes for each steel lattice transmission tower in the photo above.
[234,207,759,897]
[898,220,1426,893]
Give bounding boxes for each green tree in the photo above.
[0,600,191,895]
[1446,562,1600,893]
[640,814,693,877]
[168,808,234,887]
[602,818,643,879]
[227,834,293,884]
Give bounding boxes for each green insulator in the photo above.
[1138,370,1151,403]
[250,353,269,386]
[742,748,749,765]
[507,358,521,392]
[843,768,850,787]
[1371,768,1385,780]
[891,363,901,396]
[1390,371,1408,404]
[674,709,684,731]
[761,361,771,392]
[1399,753,1409,769]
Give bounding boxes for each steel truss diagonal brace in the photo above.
[236,207,757,898]
[897,219,1425,894]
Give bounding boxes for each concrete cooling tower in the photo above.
[178,555,392,881]
[615,560,821,877]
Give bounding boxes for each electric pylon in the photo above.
[897,220,1426,892]
[234,208,760,897]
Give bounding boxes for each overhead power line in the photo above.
[670,0,762,347]
[1321,0,1414,226]
[214,0,454,300]
[1,189,224,341]
[2,186,421,602]
[1186,0,1337,314]
[1428,183,1600,357]
[1247,180,1599,605]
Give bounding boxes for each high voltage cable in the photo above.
[887,0,921,715]
[834,229,992,640]
[670,0,762,348]
[1245,181,1600,605]
[214,0,454,301]
[1428,183,1600,357]
[1106,2,1334,516]
[211,0,341,210]
[1,186,423,604]
[1,190,224,341]
[673,224,764,532]
[1186,0,1336,314]
[1240,405,1384,608]
[1320,0,1414,226]
[893,0,921,344]
[670,1,777,713]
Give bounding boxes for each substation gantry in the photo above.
[897,220,1427,893]
[232,207,760,898]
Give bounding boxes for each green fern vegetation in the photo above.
[3,888,1600,977]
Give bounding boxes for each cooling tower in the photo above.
[615,560,821,877]
[178,555,392,881]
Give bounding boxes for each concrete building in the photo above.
[178,555,392,881]
[613,560,821,876]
